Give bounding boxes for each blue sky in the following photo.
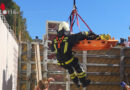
[13,0,130,40]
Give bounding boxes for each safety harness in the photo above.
[54,36,74,66]
[56,36,64,48]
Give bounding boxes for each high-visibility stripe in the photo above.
[57,63,60,65]
[57,57,74,65]
[54,44,57,53]
[65,57,74,64]
[64,37,68,39]
[54,39,57,43]
[77,72,86,78]
[70,72,77,79]
[64,42,68,53]
[78,73,86,78]
[77,72,85,76]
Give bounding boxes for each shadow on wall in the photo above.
[2,70,13,90]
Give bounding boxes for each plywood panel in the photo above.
[125,67,130,73]
[40,55,43,62]
[88,49,120,56]
[22,44,27,53]
[124,49,130,56]
[31,44,35,52]
[47,74,66,82]
[39,45,44,52]
[30,82,35,90]
[70,84,83,90]
[87,66,120,73]
[49,84,66,90]
[21,55,27,61]
[70,84,120,90]
[47,64,65,71]
[20,83,27,90]
[21,64,27,71]
[31,73,36,80]
[87,58,120,64]
[125,58,130,64]
[88,75,120,82]
[21,73,27,81]
[87,85,120,90]
[31,64,36,71]
[76,56,83,63]
[31,54,35,61]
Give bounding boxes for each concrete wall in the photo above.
[0,16,18,90]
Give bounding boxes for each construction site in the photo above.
[0,0,130,90]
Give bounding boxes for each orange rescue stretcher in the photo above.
[72,39,118,51]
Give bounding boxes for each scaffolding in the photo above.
[18,20,130,90]
[42,21,130,90]
[18,41,44,90]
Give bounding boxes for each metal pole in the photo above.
[83,51,87,90]
[120,48,125,90]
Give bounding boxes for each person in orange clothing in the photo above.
[120,81,130,90]
[35,78,55,90]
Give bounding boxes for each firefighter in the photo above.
[51,21,98,87]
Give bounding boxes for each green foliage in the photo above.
[0,0,32,42]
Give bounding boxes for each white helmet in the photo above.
[58,21,70,32]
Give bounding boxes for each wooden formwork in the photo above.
[86,85,120,90]
[48,74,66,82]
[87,66,120,73]
[47,63,65,71]
[70,84,120,90]
[31,64,36,71]
[45,48,130,90]
[18,42,44,90]
[21,64,27,71]
[87,75,120,82]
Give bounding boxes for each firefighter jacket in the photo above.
[51,32,89,64]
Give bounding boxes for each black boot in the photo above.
[72,77,80,88]
[79,77,91,87]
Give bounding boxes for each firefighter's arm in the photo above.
[71,32,87,42]
[71,31,98,41]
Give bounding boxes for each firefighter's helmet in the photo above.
[58,21,70,32]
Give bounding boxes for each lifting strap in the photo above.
[68,0,92,32]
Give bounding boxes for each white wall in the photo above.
[0,16,18,90]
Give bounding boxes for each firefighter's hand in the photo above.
[48,78,55,82]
